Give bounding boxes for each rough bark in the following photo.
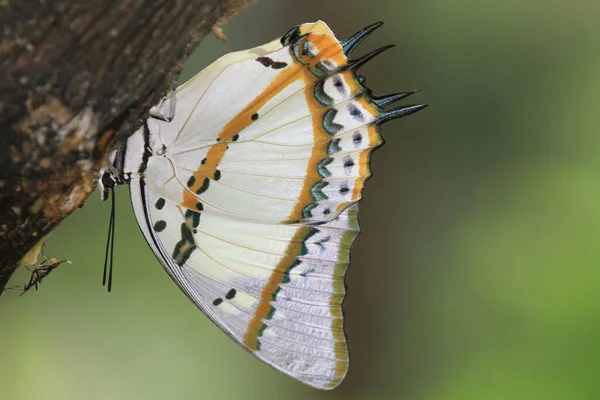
[0,0,254,295]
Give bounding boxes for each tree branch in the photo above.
[0,0,254,295]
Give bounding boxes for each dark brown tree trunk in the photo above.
[0,0,254,295]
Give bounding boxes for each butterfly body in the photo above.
[100,21,425,389]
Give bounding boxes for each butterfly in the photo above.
[98,21,426,389]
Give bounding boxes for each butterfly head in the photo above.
[97,138,132,201]
[98,167,117,201]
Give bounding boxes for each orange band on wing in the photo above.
[243,226,312,350]
[285,36,349,222]
[181,64,309,210]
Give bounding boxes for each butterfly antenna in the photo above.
[102,190,112,286]
[108,186,116,292]
[102,186,116,291]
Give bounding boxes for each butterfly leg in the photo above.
[149,73,179,122]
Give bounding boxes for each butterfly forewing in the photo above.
[147,26,384,225]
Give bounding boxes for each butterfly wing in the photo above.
[131,176,357,389]
[126,21,424,389]
[145,22,422,225]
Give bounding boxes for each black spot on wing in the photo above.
[255,57,287,70]
[185,209,201,228]
[225,289,237,300]
[348,103,365,122]
[187,175,196,188]
[213,298,223,306]
[343,156,355,175]
[196,178,210,194]
[300,268,315,278]
[315,236,331,251]
[352,131,363,147]
[172,222,197,266]
[333,76,345,94]
[154,220,167,232]
[272,61,288,69]
[256,56,274,67]
[155,198,165,210]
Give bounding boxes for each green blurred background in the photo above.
[2,1,599,399]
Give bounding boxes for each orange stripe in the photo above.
[181,64,308,209]
[285,85,328,222]
[243,34,355,349]
[181,32,351,353]
[349,124,384,205]
[295,34,346,71]
[243,227,311,350]
[356,95,378,117]
[340,70,362,95]
[308,34,346,68]
[243,35,350,349]
[285,37,348,222]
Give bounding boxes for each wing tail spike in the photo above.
[346,44,395,71]
[341,21,384,56]
[372,90,421,107]
[378,104,428,125]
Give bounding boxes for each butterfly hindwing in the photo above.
[131,176,358,389]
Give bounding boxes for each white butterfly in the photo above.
[98,21,425,390]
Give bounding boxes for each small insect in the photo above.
[98,21,426,389]
[10,258,71,296]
